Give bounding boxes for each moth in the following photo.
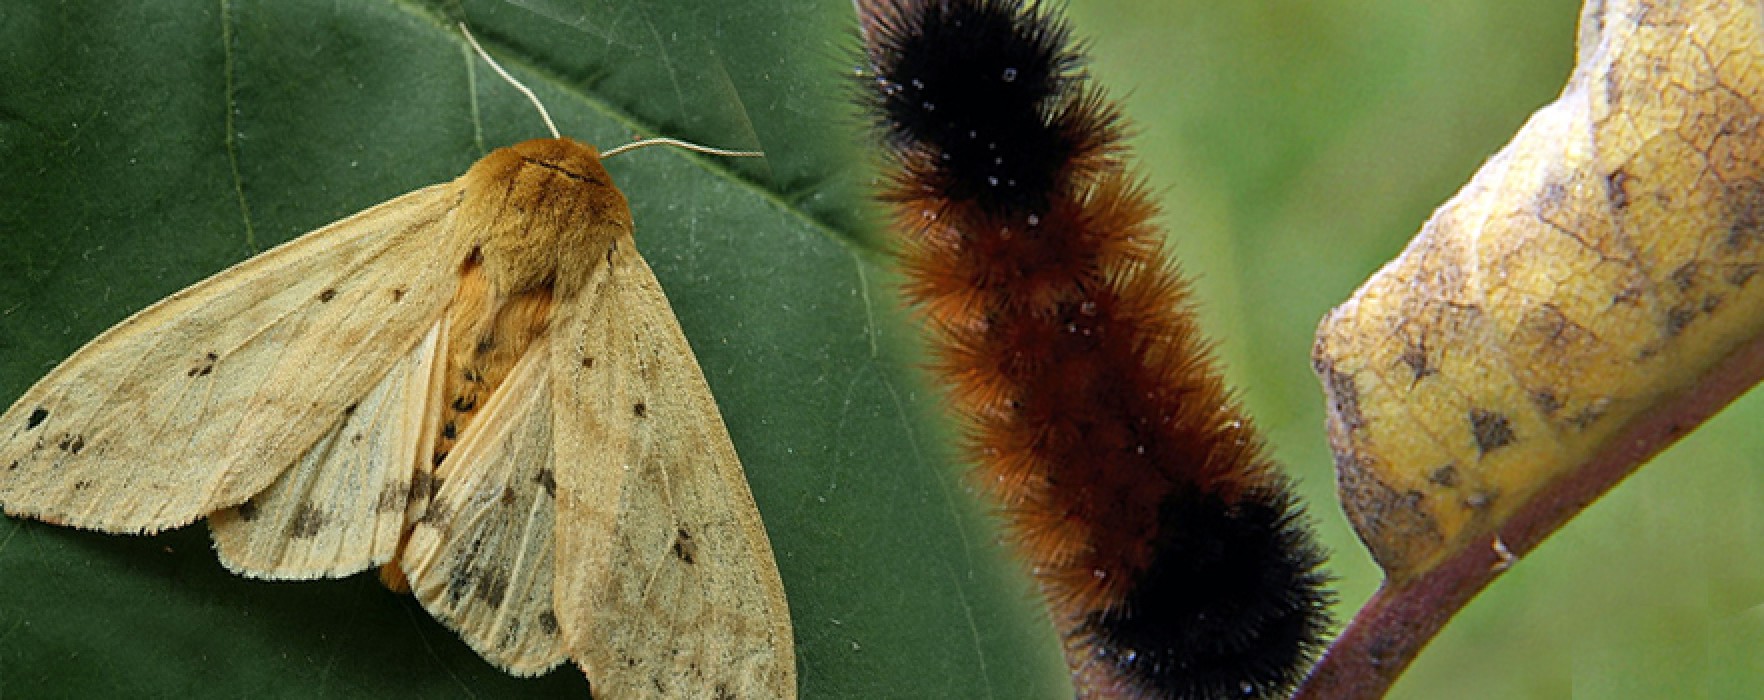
[0,27,794,699]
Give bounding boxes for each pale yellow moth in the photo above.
[0,25,794,698]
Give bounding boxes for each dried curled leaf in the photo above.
[1314,0,1764,581]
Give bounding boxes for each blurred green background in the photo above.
[3,1,1763,698]
[1065,1,1764,697]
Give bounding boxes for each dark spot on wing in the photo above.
[581,357,594,369]
[537,611,559,635]
[451,395,477,412]
[474,569,509,608]
[475,335,495,354]
[319,288,337,303]
[73,479,93,491]
[410,472,436,503]
[57,434,85,454]
[6,461,17,471]
[343,403,358,416]
[535,469,556,498]
[672,528,697,564]
[433,452,448,467]
[187,352,219,377]
[462,368,482,383]
[236,498,260,521]
[500,487,517,505]
[391,287,408,302]
[714,683,735,700]
[420,498,452,526]
[633,402,647,417]
[442,421,457,440]
[289,505,328,538]
[25,408,47,430]
[447,560,474,605]
[377,481,409,513]
[1469,408,1516,456]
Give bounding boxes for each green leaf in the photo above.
[0,1,1068,696]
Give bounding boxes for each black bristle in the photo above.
[864,0,1091,212]
[1079,486,1335,699]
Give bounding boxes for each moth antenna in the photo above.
[459,22,561,140]
[602,137,764,160]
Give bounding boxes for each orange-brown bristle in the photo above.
[859,0,1333,697]
[432,251,556,470]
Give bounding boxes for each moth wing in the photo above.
[0,183,466,533]
[400,338,568,676]
[209,319,446,579]
[550,246,795,698]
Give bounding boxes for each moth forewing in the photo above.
[0,185,465,534]
[401,335,568,676]
[209,322,444,579]
[550,243,795,698]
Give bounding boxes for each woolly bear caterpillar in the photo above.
[858,0,1333,697]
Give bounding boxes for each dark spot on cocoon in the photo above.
[1428,464,1458,488]
[1469,408,1516,455]
[25,408,48,430]
[1606,167,1632,210]
[1666,305,1697,336]
[1530,389,1563,415]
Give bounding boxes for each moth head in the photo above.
[461,138,633,296]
